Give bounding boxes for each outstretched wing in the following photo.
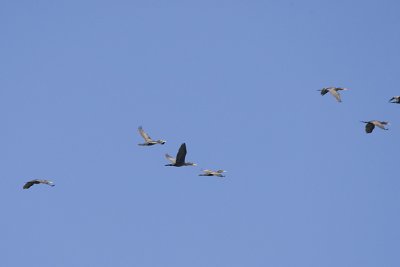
[138,126,152,142]
[202,169,213,174]
[375,121,389,130]
[23,179,42,189]
[320,88,329,95]
[41,180,55,186]
[23,180,36,189]
[365,122,375,133]
[329,90,342,102]
[165,154,176,164]
[175,143,187,165]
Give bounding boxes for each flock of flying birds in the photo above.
[319,87,400,133]
[22,126,226,190]
[137,126,226,177]
[21,88,400,190]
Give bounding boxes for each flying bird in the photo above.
[165,143,197,167]
[199,169,226,177]
[360,120,389,133]
[318,87,348,102]
[138,126,166,146]
[389,96,400,104]
[23,179,55,189]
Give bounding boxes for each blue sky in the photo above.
[1,0,400,266]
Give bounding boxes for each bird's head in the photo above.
[158,140,166,145]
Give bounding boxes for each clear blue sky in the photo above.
[1,1,400,266]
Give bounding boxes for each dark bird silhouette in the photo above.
[199,169,226,177]
[23,179,55,189]
[165,143,197,167]
[318,87,348,102]
[389,96,400,104]
[138,126,166,146]
[360,120,389,133]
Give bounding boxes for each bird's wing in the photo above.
[320,89,329,95]
[175,143,187,164]
[329,90,342,102]
[23,181,34,189]
[366,122,375,133]
[42,180,55,186]
[375,121,388,130]
[138,126,152,142]
[23,180,39,189]
[335,87,347,91]
[389,97,396,102]
[165,154,176,164]
[202,169,213,174]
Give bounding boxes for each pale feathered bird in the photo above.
[360,120,389,133]
[389,96,400,104]
[138,126,166,146]
[23,179,55,189]
[199,169,226,177]
[165,143,196,167]
[318,87,348,102]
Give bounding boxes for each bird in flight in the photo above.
[318,87,348,102]
[389,96,400,104]
[23,179,55,189]
[138,126,166,146]
[165,143,197,167]
[198,169,226,177]
[360,120,389,133]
